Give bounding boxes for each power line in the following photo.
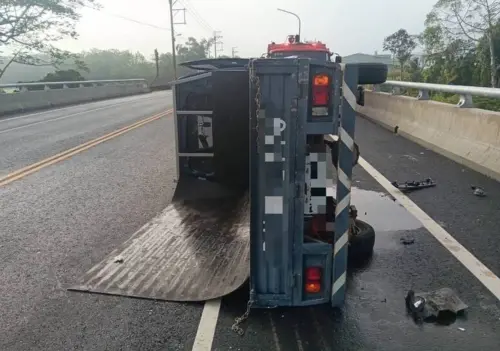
[177,0,213,33]
[180,0,213,31]
[81,4,171,31]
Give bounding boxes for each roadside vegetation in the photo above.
[382,0,500,111]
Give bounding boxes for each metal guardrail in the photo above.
[374,80,500,108]
[0,79,148,92]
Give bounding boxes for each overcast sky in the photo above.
[59,0,438,58]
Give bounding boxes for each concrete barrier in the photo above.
[357,91,500,181]
[0,79,150,116]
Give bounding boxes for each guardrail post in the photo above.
[458,94,473,108]
[391,86,402,95]
[417,89,429,100]
[44,85,50,91]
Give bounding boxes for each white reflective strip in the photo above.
[342,82,357,110]
[334,231,349,256]
[338,168,351,189]
[339,127,354,151]
[173,85,180,180]
[178,153,214,157]
[326,134,339,142]
[332,271,347,296]
[335,193,351,216]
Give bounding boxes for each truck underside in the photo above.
[70,58,387,307]
[71,182,250,302]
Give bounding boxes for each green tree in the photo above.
[79,49,155,80]
[41,69,85,82]
[426,0,500,87]
[176,37,214,63]
[383,29,417,80]
[0,0,97,79]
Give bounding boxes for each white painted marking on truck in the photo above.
[334,193,351,216]
[339,127,354,150]
[357,155,500,301]
[337,168,351,190]
[334,231,348,256]
[332,271,346,296]
[342,83,357,110]
[192,299,221,351]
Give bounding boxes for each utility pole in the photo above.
[168,0,186,80]
[154,49,160,79]
[231,47,238,58]
[213,31,223,58]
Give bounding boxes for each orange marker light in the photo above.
[305,282,321,293]
[304,267,322,294]
[313,74,329,86]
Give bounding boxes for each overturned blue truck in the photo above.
[70,54,388,332]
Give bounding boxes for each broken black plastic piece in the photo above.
[392,178,436,192]
[405,290,426,323]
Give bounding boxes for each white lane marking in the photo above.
[192,299,221,351]
[0,91,171,124]
[0,98,169,135]
[358,155,500,300]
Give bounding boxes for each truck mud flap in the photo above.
[69,178,250,302]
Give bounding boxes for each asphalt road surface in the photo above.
[1,94,499,350]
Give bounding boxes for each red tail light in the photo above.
[312,74,330,107]
[305,267,322,293]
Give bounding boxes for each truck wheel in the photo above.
[356,63,388,85]
[348,219,375,260]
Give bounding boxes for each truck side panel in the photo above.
[250,60,300,306]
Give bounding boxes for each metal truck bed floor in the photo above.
[69,180,250,302]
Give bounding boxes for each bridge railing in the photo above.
[0,79,148,92]
[359,80,500,182]
[374,80,500,108]
[0,79,150,116]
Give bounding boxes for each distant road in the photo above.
[0,92,171,177]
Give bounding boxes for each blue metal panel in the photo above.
[332,63,359,308]
[250,58,348,308]
[250,58,302,307]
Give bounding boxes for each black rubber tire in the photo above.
[356,63,388,85]
[348,219,375,260]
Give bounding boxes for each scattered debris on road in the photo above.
[392,178,436,192]
[400,234,415,245]
[471,185,486,197]
[114,256,124,263]
[405,288,468,325]
[458,327,466,332]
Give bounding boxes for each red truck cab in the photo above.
[267,34,333,62]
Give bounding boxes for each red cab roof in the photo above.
[268,41,329,54]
